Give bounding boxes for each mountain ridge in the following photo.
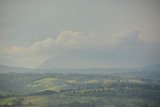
[0,64,159,74]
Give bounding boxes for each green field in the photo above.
[0,72,160,107]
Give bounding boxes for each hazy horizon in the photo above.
[0,0,160,69]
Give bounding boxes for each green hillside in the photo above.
[0,72,160,107]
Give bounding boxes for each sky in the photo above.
[0,0,160,68]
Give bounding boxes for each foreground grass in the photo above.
[0,94,157,107]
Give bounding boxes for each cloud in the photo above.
[55,31,107,49]
[3,37,55,55]
[0,30,146,68]
[113,30,142,47]
[1,37,56,68]
[28,37,56,55]
[3,45,25,54]
[55,30,141,49]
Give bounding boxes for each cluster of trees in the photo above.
[0,97,24,107]
[48,101,96,107]
[0,72,160,107]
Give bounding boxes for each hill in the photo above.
[0,65,33,73]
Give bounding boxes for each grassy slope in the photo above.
[0,73,159,107]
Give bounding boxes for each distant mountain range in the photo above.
[0,65,33,73]
[141,64,160,72]
[0,64,159,74]
[37,54,106,69]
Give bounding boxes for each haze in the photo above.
[0,0,160,68]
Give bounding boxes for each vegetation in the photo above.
[0,70,160,107]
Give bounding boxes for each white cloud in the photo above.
[28,37,55,55]
[55,30,141,49]
[55,31,83,48]
[113,30,142,47]
[3,45,25,54]
[55,31,115,49]
[1,37,56,68]
[0,30,144,68]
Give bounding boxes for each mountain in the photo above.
[141,64,160,72]
[37,55,100,69]
[0,64,159,74]
[0,64,135,74]
[123,64,160,80]
[0,65,33,73]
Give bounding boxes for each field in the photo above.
[0,69,160,107]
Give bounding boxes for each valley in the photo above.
[0,66,160,107]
